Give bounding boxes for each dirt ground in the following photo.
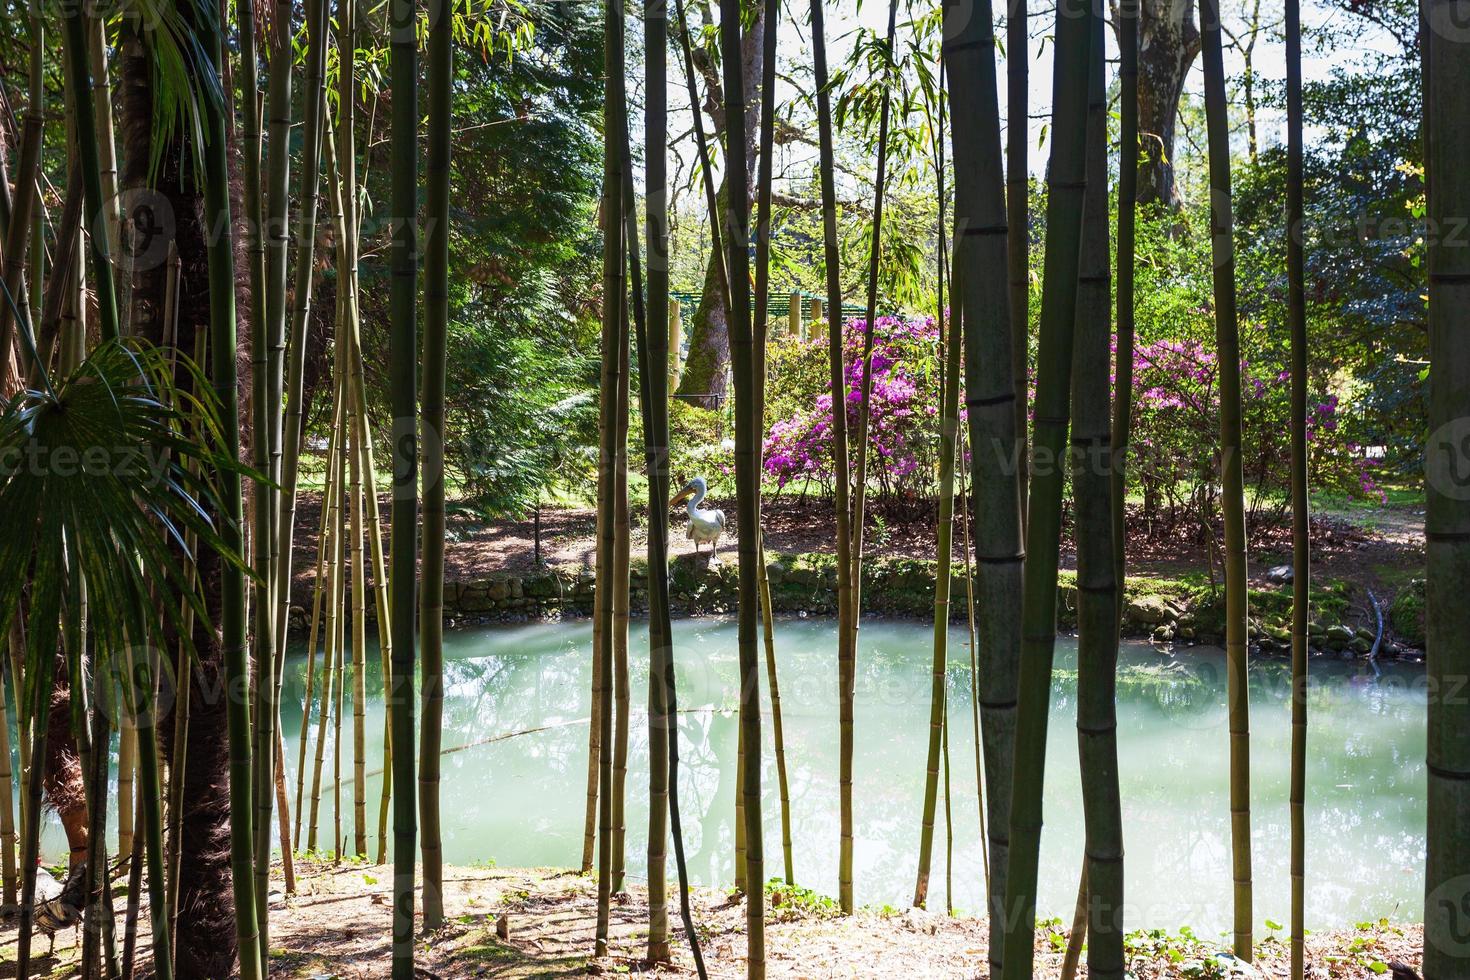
[290,491,1426,598]
[266,861,1425,978]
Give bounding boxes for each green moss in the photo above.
[1389,579,1426,647]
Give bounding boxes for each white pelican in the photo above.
[670,476,726,558]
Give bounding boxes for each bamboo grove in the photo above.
[0,0,1464,977]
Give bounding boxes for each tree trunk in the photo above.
[118,20,248,975]
[1136,0,1200,206]
[672,6,766,409]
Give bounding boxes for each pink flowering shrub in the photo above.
[1129,337,1383,519]
[763,316,941,499]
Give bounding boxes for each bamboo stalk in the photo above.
[840,0,899,913]
[750,0,793,891]
[807,0,858,919]
[0,656,15,908]
[1284,1,1309,976]
[610,324,632,893]
[1006,0,1029,520]
[1422,6,1470,977]
[1201,0,1254,958]
[386,0,421,962]
[715,0,766,970]
[419,0,452,928]
[915,237,963,910]
[1071,17,1124,975]
[200,4,262,969]
[998,0,1094,973]
[943,0,1025,965]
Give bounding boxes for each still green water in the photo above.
[278,617,1426,934]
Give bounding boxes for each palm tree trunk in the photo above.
[201,5,262,971]
[1284,2,1309,977]
[943,0,1025,966]
[420,0,451,930]
[1201,0,1253,958]
[998,0,1094,975]
[388,0,420,966]
[1423,6,1470,978]
[1071,17,1123,976]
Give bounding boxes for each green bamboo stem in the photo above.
[594,0,626,955]
[750,0,793,891]
[716,0,766,970]
[807,0,858,918]
[1113,0,1138,625]
[0,15,46,366]
[349,392,370,858]
[201,3,262,969]
[915,243,962,910]
[86,10,122,309]
[943,0,1025,965]
[274,0,330,665]
[1006,0,1029,518]
[1201,0,1254,958]
[307,337,348,853]
[294,442,336,843]
[998,0,1094,975]
[956,431,988,891]
[1422,5,1470,977]
[840,0,899,914]
[1071,18,1124,975]
[60,0,118,341]
[1284,1,1309,976]
[387,0,421,958]
[610,327,632,893]
[419,0,452,928]
[0,657,15,908]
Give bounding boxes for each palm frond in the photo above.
[0,339,254,697]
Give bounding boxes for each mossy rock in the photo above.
[1389,578,1426,648]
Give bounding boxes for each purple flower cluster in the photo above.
[764,316,941,493]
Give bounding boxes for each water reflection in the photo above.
[279,617,1426,933]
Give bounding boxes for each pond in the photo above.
[277,616,1427,936]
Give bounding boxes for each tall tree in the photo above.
[672,3,765,408]
[389,0,421,968]
[1137,0,1201,205]
[718,0,766,971]
[1114,0,1138,633]
[944,0,1025,968]
[1422,3,1470,977]
[1202,0,1253,958]
[1284,1,1309,976]
[1071,12,1124,976]
[999,0,1093,976]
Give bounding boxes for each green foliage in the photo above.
[0,339,249,694]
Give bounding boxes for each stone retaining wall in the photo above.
[287,552,1419,658]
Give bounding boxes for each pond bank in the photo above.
[260,860,1422,978]
[288,549,1423,661]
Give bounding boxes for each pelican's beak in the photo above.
[670,482,694,508]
